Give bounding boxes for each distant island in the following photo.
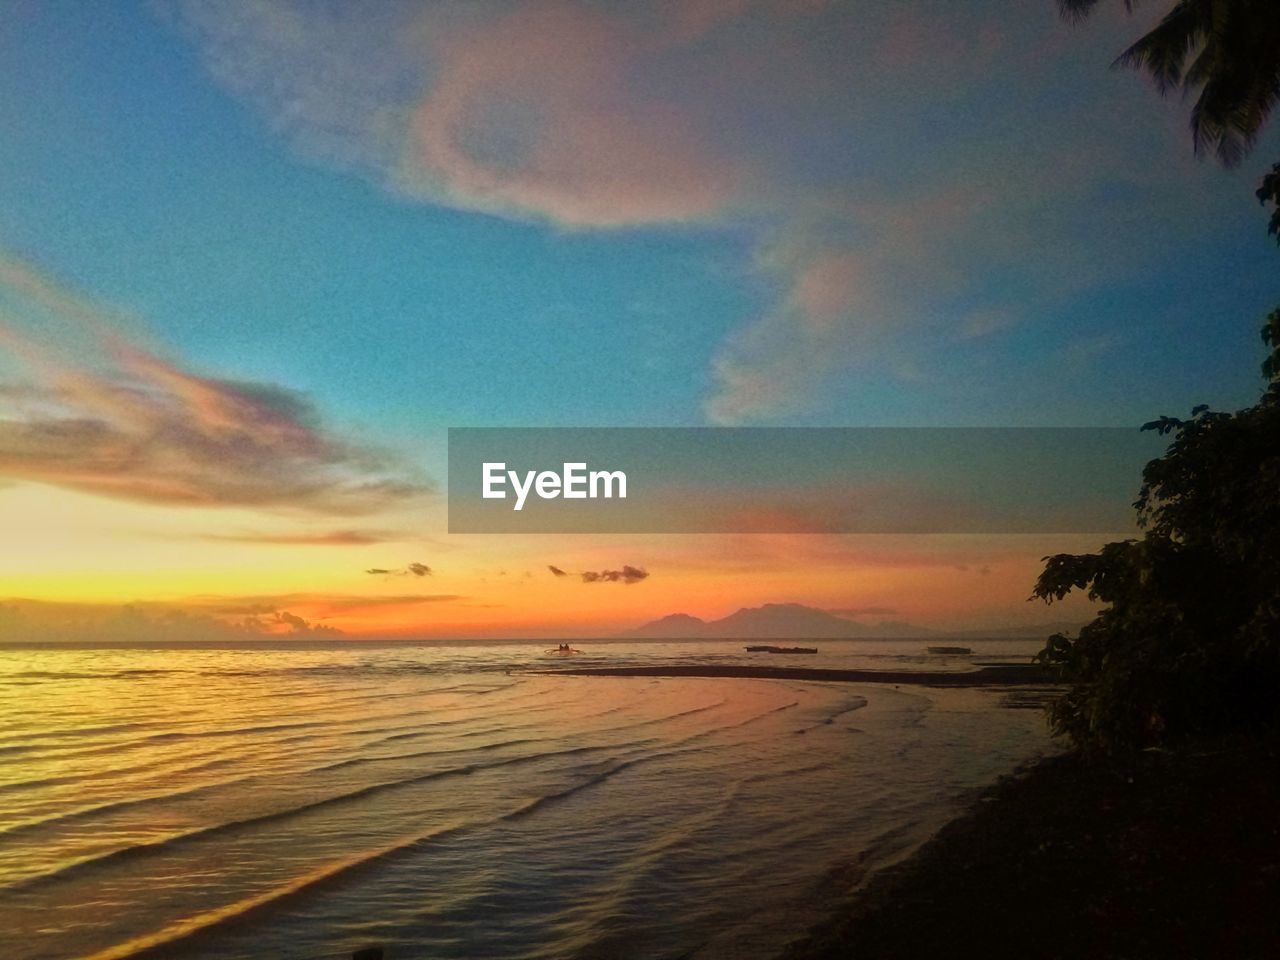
[618,602,1083,640]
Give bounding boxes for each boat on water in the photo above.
[546,644,584,656]
[743,645,818,654]
[927,645,973,655]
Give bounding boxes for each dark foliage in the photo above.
[1032,312,1280,750]
[1260,161,1280,244]
[786,737,1280,959]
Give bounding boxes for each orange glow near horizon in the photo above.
[0,479,1104,640]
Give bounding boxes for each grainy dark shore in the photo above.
[542,663,1050,687]
[783,736,1280,960]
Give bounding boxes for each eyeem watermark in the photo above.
[449,427,1166,534]
[482,462,627,511]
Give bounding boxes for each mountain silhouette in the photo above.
[619,603,930,639]
[619,603,1087,640]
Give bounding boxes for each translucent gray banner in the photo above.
[447,428,1165,534]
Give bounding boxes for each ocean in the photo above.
[0,640,1051,959]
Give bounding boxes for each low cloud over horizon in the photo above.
[0,598,341,642]
[0,591,469,643]
[0,256,429,514]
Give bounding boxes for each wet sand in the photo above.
[784,735,1280,959]
[541,663,1050,686]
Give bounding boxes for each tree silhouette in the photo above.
[1033,310,1280,750]
[1060,1,1280,167]
[1036,3,1280,751]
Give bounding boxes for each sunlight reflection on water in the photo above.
[0,640,1048,959]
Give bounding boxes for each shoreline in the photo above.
[781,735,1280,959]
[540,663,1052,687]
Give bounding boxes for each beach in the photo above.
[0,639,1052,959]
[548,662,1280,959]
[785,735,1280,959]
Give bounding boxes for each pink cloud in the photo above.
[706,242,885,422]
[0,260,426,512]
[791,251,863,332]
[407,1,748,227]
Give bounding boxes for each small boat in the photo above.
[546,645,584,656]
[743,645,818,654]
[927,645,973,655]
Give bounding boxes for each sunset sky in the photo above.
[2,0,1277,639]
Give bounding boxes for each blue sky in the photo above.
[3,0,1277,466]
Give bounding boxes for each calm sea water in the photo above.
[0,640,1050,960]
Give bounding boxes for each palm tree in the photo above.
[1060,1,1280,167]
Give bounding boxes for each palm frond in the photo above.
[1057,0,1143,25]
[1073,0,1280,168]
[1114,2,1207,93]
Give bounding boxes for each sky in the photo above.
[1,0,1277,640]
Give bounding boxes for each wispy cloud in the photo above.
[365,561,432,577]
[706,240,890,423]
[200,593,461,615]
[201,529,393,546]
[581,565,649,584]
[0,255,428,513]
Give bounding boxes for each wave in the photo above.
[0,718,331,765]
[72,756,663,960]
[0,669,181,681]
[0,700,597,834]
[0,752,243,798]
[8,733,659,892]
[0,714,452,802]
[793,695,869,734]
[328,699,723,773]
[0,686,543,772]
[7,692,759,891]
[1,685,783,864]
[551,774,754,957]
